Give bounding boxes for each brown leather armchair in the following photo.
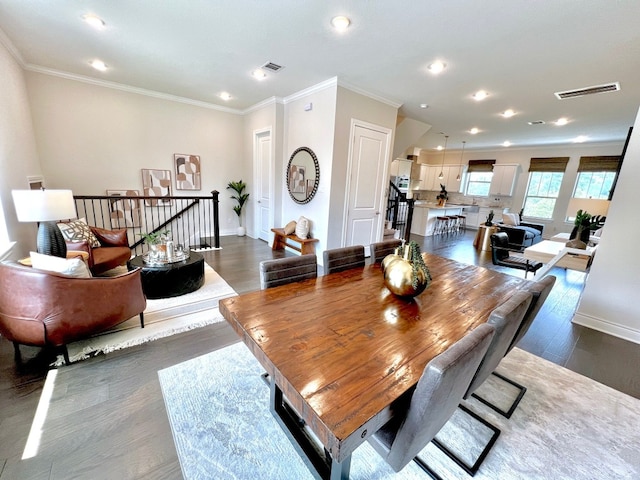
[65,226,131,275]
[0,261,146,364]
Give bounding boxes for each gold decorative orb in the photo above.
[383,256,430,298]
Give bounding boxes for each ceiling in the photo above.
[1,0,639,152]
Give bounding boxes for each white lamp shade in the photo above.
[566,197,610,218]
[12,189,77,222]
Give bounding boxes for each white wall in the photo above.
[282,82,338,259]
[0,40,42,258]
[573,108,640,342]
[25,72,248,236]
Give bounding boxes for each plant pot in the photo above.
[237,226,246,237]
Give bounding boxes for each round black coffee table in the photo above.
[127,251,205,299]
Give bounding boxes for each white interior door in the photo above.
[345,122,391,255]
[254,129,272,242]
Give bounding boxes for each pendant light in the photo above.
[438,135,448,180]
[456,141,466,181]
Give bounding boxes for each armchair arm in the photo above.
[91,226,128,247]
[65,240,95,268]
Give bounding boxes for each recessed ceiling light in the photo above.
[252,69,267,80]
[469,127,480,135]
[502,141,512,147]
[502,109,515,118]
[82,14,105,29]
[89,59,107,71]
[420,103,429,109]
[436,145,444,151]
[555,117,568,126]
[219,92,232,101]
[573,135,588,143]
[331,16,351,31]
[472,90,489,101]
[427,61,446,74]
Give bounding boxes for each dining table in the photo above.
[219,252,530,479]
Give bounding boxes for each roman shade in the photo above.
[577,156,621,172]
[467,159,496,173]
[528,157,569,172]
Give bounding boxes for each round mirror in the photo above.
[287,147,320,204]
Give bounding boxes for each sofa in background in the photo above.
[497,213,544,250]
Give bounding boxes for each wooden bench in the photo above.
[271,228,318,255]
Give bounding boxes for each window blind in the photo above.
[528,157,569,172]
[467,159,496,173]
[577,156,621,172]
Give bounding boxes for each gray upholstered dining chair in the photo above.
[258,254,317,384]
[323,245,365,274]
[259,254,317,290]
[368,323,495,477]
[370,239,402,264]
[432,290,533,476]
[472,275,557,418]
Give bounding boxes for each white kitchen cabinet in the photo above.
[445,165,464,193]
[490,164,519,196]
[391,159,412,178]
[422,165,440,191]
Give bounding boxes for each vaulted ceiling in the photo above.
[1,1,639,151]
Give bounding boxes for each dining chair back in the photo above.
[464,290,533,399]
[507,275,556,355]
[368,323,495,473]
[370,239,402,264]
[259,254,317,290]
[323,245,365,275]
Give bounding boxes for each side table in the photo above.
[127,251,205,299]
[473,225,498,252]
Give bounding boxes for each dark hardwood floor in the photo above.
[1,231,639,479]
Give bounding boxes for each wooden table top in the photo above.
[220,253,529,463]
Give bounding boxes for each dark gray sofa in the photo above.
[497,222,544,250]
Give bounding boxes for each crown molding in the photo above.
[283,77,338,104]
[242,96,284,115]
[0,26,25,66]
[24,64,244,114]
[337,79,403,109]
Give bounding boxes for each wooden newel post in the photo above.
[211,190,220,249]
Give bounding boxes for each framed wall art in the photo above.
[141,168,173,206]
[174,154,201,190]
[106,189,141,228]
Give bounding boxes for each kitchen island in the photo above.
[411,203,463,236]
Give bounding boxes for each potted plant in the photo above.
[138,230,170,259]
[227,180,250,236]
[568,209,591,248]
[436,184,448,207]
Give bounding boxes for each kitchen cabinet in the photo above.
[390,159,412,178]
[421,165,440,191]
[490,164,519,196]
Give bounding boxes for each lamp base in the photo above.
[37,221,67,258]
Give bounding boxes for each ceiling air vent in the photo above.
[554,82,620,100]
[528,120,545,125]
[262,62,284,73]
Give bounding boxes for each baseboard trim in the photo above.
[572,312,640,345]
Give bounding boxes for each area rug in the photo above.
[158,342,640,480]
[52,264,236,366]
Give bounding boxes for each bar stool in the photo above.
[435,216,449,235]
[457,215,467,232]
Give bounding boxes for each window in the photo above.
[465,159,495,197]
[466,171,493,196]
[522,157,569,219]
[573,156,620,200]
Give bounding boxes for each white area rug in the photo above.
[53,264,236,366]
[158,342,640,480]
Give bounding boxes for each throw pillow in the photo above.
[283,220,297,235]
[57,218,101,248]
[502,213,520,226]
[30,251,92,278]
[296,216,310,239]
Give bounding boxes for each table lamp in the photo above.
[566,197,611,220]
[12,189,77,257]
